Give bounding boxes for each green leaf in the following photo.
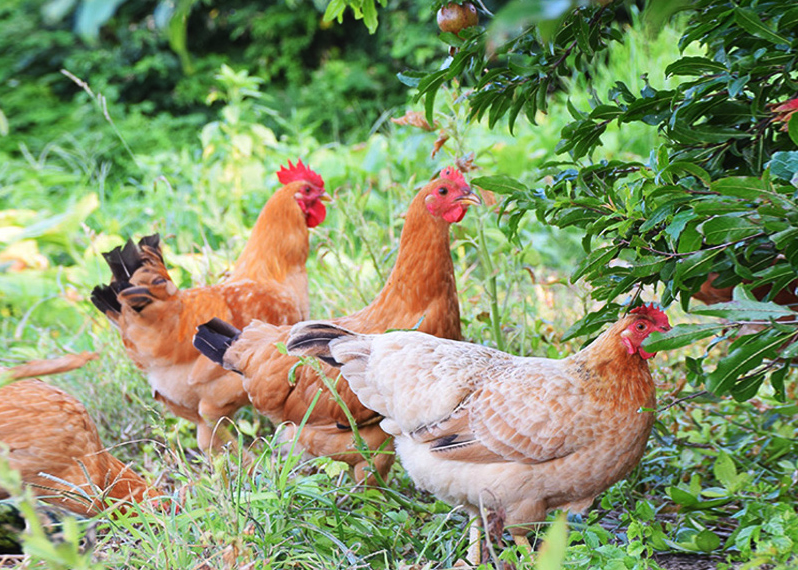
[472,175,528,195]
[713,452,738,491]
[674,249,721,284]
[668,122,749,144]
[691,299,796,321]
[322,0,347,23]
[668,486,698,507]
[665,56,726,77]
[692,197,751,215]
[678,222,703,254]
[700,215,761,245]
[709,177,766,200]
[770,227,798,250]
[571,245,620,283]
[788,113,798,148]
[630,256,667,278]
[659,161,711,187]
[707,330,792,394]
[396,70,426,88]
[589,105,624,120]
[694,529,721,552]
[361,0,379,34]
[643,323,727,352]
[734,7,790,45]
[770,362,789,401]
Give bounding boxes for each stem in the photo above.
[477,217,505,352]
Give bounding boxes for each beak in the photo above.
[319,193,332,202]
[455,190,482,207]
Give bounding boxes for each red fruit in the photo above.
[437,2,479,35]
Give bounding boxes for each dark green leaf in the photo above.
[571,245,620,283]
[674,249,721,284]
[589,105,624,120]
[709,177,766,200]
[665,56,726,77]
[692,299,796,321]
[659,161,711,187]
[630,256,667,278]
[692,198,751,215]
[643,323,727,352]
[707,330,789,394]
[472,175,527,196]
[678,222,703,254]
[700,215,761,245]
[770,227,798,250]
[788,113,798,147]
[734,7,790,45]
[668,487,698,507]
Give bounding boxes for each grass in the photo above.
[1,15,797,570]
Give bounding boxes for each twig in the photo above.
[658,390,708,413]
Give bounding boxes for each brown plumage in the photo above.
[91,160,328,454]
[194,166,481,480]
[285,305,671,558]
[0,379,160,516]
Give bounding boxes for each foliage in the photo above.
[406,0,798,401]
[0,0,440,165]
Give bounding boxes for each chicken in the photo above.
[90,160,328,455]
[0,379,161,517]
[193,166,481,480]
[285,304,671,559]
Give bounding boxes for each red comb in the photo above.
[276,159,324,189]
[630,303,670,330]
[439,165,467,186]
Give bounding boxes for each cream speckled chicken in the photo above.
[285,305,670,557]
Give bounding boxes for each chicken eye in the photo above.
[635,322,648,332]
[303,185,311,194]
[437,187,448,196]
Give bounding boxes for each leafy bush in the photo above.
[406,0,798,401]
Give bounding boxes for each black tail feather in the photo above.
[101,233,161,282]
[90,281,132,315]
[193,317,242,369]
[285,321,357,367]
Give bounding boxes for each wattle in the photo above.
[305,201,327,228]
[443,205,467,224]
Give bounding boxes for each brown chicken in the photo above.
[91,160,328,454]
[0,379,161,517]
[193,166,481,480]
[285,304,671,559]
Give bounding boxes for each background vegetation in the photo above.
[1,0,796,568]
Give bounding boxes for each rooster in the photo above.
[285,304,671,560]
[0,379,162,517]
[91,160,328,455]
[193,166,481,480]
